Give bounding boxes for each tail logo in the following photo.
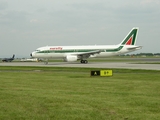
[121,28,138,45]
[126,36,133,45]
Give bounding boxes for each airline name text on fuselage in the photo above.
[50,47,63,50]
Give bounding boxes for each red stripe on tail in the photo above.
[126,37,132,45]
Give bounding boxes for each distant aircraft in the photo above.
[30,27,142,64]
[2,54,15,62]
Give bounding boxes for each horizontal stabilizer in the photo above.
[127,46,142,50]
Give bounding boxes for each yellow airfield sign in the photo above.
[100,70,113,76]
[91,70,113,77]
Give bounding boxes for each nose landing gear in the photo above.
[44,59,48,65]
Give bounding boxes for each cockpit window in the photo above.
[35,50,40,52]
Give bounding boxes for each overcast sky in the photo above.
[0,0,160,57]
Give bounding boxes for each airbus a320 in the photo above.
[30,28,142,64]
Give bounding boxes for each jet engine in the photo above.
[64,55,78,62]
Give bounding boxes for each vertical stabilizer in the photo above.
[120,28,138,45]
[12,54,15,59]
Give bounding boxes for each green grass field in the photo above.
[0,66,160,120]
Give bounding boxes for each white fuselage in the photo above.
[31,45,141,59]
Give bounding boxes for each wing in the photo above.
[71,50,101,59]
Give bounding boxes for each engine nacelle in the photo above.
[64,55,78,62]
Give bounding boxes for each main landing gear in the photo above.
[80,60,88,64]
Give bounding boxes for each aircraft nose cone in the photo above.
[30,53,32,57]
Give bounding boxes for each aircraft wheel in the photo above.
[84,60,88,64]
[80,60,88,64]
[81,60,84,63]
[44,59,48,65]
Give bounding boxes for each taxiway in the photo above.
[0,61,160,70]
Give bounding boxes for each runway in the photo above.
[0,61,160,70]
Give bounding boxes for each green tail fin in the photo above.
[120,28,138,45]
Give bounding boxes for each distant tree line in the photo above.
[125,53,160,56]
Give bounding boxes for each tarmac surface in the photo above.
[0,58,160,70]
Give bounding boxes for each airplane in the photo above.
[30,27,142,64]
[2,54,15,62]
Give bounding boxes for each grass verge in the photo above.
[0,66,160,120]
